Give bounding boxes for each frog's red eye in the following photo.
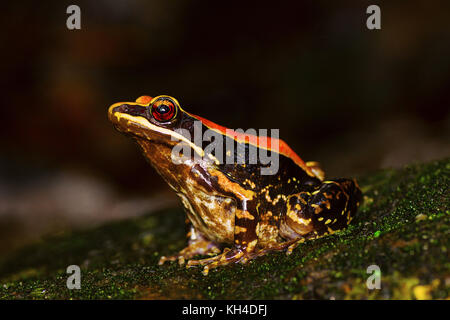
[151,99,176,122]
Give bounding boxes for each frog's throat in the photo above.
[109,108,206,159]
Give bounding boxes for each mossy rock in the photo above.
[0,158,448,299]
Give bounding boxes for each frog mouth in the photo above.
[108,103,151,136]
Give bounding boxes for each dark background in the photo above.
[0,1,449,252]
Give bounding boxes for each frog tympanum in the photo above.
[108,95,362,275]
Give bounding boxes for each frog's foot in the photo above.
[158,238,221,266]
[285,238,306,255]
[248,239,305,257]
[186,240,302,275]
[187,246,266,275]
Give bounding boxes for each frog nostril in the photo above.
[114,104,129,113]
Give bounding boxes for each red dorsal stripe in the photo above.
[190,113,312,174]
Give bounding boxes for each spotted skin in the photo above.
[281,179,361,241]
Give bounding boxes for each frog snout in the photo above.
[114,104,130,113]
[112,104,148,117]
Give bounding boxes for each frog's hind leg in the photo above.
[280,178,362,251]
[158,225,221,266]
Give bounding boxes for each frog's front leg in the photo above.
[158,225,221,266]
[186,206,259,275]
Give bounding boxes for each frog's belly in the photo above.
[177,192,235,244]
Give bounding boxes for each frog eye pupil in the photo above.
[151,99,176,122]
[157,105,170,114]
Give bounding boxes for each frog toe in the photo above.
[159,238,222,266]
[158,254,189,266]
[158,255,177,265]
[186,248,231,268]
[186,247,255,275]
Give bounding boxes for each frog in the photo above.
[108,95,362,275]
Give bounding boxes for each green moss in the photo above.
[0,158,449,299]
